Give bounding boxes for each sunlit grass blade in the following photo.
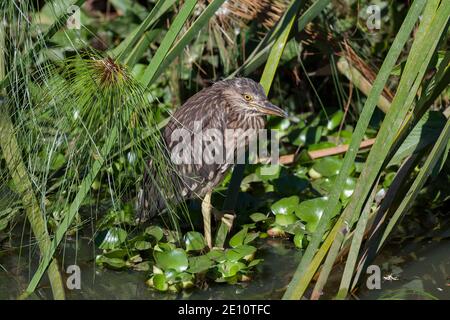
[282,0,427,300]
[259,0,304,93]
[334,177,381,299]
[145,0,227,86]
[138,0,198,87]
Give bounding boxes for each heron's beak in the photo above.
[256,101,288,118]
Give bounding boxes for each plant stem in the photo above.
[337,58,391,113]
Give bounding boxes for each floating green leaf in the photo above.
[326,110,344,131]
[188,255,213,273]
[294,233,304,248]
[229,227,248,248]
[310,157,343,178]
[152,274,168,292]
[225,245,257,262]
[145,226,164,242]
[134,241,152,251]
[217,261,247,278]
[98,227,127,250]
[249,213,268,223]
[154,248,189,272]
[296,197,340,232]
[184,231,207,252]
[276,214,298,226]
[271,196,299,215]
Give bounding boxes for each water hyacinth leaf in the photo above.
[311,177,334,195]
[326,110,344,131]
[276,214,298,227]
[207,249,226,262]
[294,233,304,248]
[244,232,260,245]
[154,248,189,272]
[134,241,152,251]
[96,256,127,269]
[248,259,263,268]
[218,261,247,278]
[310,157,343,177]
[293,126,323,146]
[188,255,213,273]
[145,225,164,242]
[184,231,206,252]
[295,198,326,231]
[98,227,127,250]
[271,196,300,215]
[331,130,353,144]
[270,118,291,132]
[152,274,168,292]
[229,227,248,248]
[249,213,268,223]
[100,248,129,259]
[282,220,305,235]
[296,197,340,232]
[155,242,176,252]
[225,245,257,262]
[255,165,281,181]
[134,261,152,272]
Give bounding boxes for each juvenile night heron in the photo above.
[139,77,287,248]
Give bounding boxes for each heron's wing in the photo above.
[164,89,231,198]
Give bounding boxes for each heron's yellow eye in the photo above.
[243,94,253,101]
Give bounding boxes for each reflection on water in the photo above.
[1,226,448,300]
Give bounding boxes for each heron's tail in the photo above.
[136,158,183,223]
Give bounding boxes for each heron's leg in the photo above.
[201,191,213,248]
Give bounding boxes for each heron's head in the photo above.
[218,78,287,118]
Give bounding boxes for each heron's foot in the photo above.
[212,209,236,231]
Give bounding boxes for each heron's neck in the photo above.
[226,112,266,131]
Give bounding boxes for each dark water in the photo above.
[1,225,448,300]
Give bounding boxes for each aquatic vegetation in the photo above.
[0,0,448,301]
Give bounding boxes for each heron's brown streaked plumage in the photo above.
[139,77,286,220]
